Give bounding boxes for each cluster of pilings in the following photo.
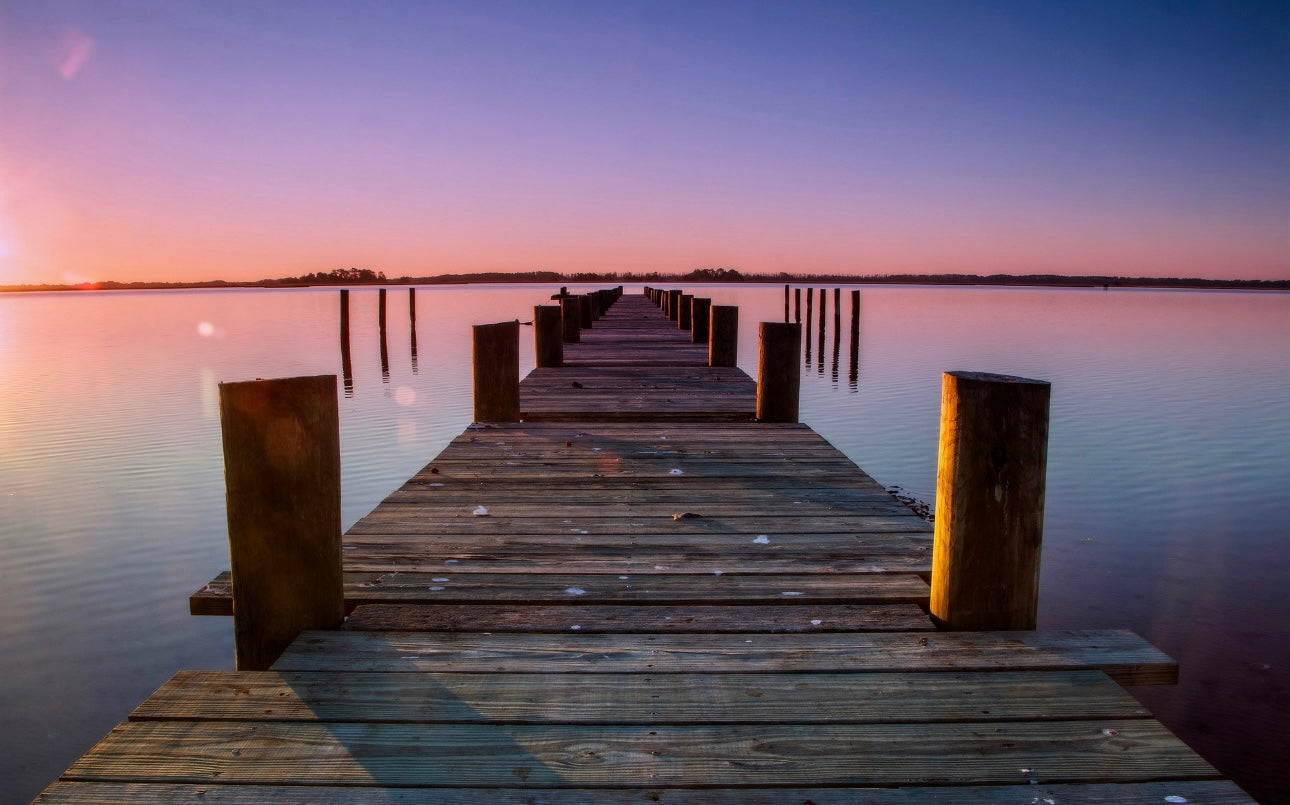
[473,287,625,422]
[338,287,418,393]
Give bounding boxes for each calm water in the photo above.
[1,284,1287,803]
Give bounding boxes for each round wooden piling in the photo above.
[472,320,520,422]
[794,287,801,323]
[378,288,387,332]
[668,289,682,321]
[218,374,343,671]
[534,305,563,368]
[678,294,693,330]
[691,297,712,344]
[339,289,350,335]
[560,296,581,343]
[709,305,739,367]
[409,287,416,324]
[930,371,1051,631]
[756,322,801,422]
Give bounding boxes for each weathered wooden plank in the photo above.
[273,629,1178,685]
[194,571,929,612]
[131,669,1143,724]
[341,603,934,632]
[62,720,1218,787]
[30,780,1259,805]
[345,513,933,536]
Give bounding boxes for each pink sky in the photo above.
[2,2,1287,285]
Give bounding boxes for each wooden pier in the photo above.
[34,291,1251,803]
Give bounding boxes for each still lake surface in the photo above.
[1,283,1287,802]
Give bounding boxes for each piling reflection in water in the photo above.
[339,289,354,397]
[849,289,861,391]
[786,286,862,393]
[816,287,826,375]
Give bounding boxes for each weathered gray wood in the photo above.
[62,719,1216,787]
[133,669,1142,723]
[709,305,738,367]
[533,305,563,368]
[472,320,520,422]
[690,297,710,344]
[932,371,1051,630]
[218,375,343,671]
[273,628,1178,685]
[560,295,581,342]
[756,321,801,423]
[31,780,1258,805]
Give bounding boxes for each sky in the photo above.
[1,0,1287,285]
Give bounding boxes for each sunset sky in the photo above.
[1,1,1287,285]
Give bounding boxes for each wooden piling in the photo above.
[709,305,738,367]
[339,289,350,335]
[579,294,594,329]
[409,288,416,324]
[560,296,581,343]
[678,294,693,330]
[691,297,712,344]
[378,288,387,332]
[930,371,1051,631]
[218,375,343,671]
[784,284,790,323]
[756,322,801,423]
[472,321,520,422]
[534,305,563,368]
[668,289,682,321]
[794,288,801,323]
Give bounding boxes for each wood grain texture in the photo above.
[272,629,1177,685]
[130,669,1146,724]
[31,780,1257,804]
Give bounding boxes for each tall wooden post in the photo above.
[534,305,563,368]
[930,371,1051,631]
[794,288,801,323]
[678,294,693,330]
[784,284,790,322]
[339,289,350,336]
[561,296,581,343]
[409,287,416,325]
[668,289,682,321]
[691,298,712,344]
[472,321,520,422]
[756,322,801,422]
[219,375,343,671]
[579,294,594,329]
[378,288,387,333]
[709,305,738,367]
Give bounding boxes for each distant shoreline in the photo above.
[3,271,1288,293]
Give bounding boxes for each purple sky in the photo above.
[2,1,1287,283]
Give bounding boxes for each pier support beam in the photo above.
[678,294,693,330]
[534,305,563,368]
[931,371,1051,631]
[709,305,738,367]
[218,375,343,671]
[668,289,682,321]
[472,321,520,422]
[756,322,801,422]
[560,296,581,343]
[691,298,711,344]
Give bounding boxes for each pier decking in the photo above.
[35,292,1250,803]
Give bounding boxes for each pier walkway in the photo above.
[35,292,1250,803]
